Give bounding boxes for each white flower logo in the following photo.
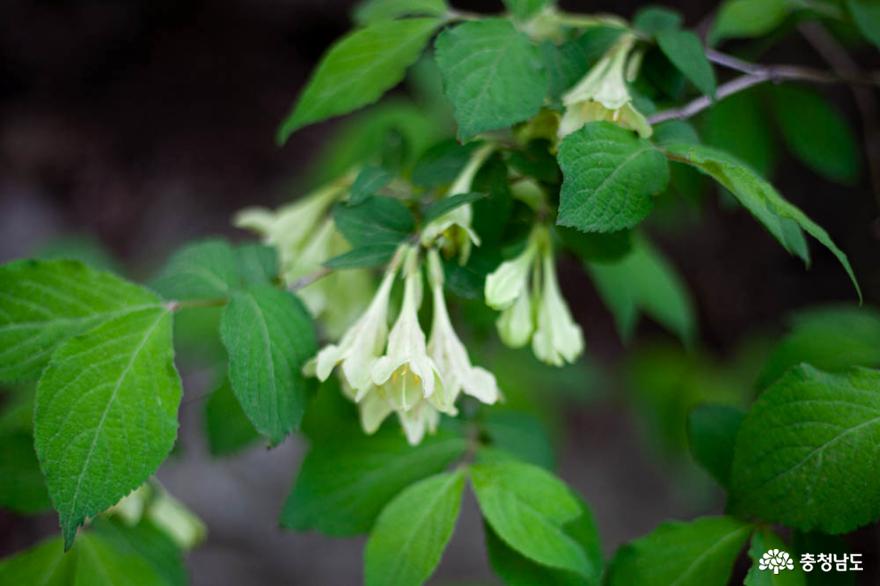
[759,549,794,574]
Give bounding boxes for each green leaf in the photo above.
[324,244,399,269]
[281,428,467,535]
[664,142,861,299]
[151,239,239,301]
[656,30,716,97]
[435,19,548,139]
[471,459,592,576]
[0,533,169,586]
[503,0,550,20]
[423,192,485,222]
[606,516,752,586]
[541,27,623,101]
[653,119,701,146]
[92,517,187,586]
[0,260,161,382]
[350,165,393,205]
[411,139,480,188]
[558,228,632,263]
[235,243,278,285]
[558,122,670,233]
[484,492,602,586]
[353,0,447,25]
[771,85,860,184]
[277,18,441,143]
[710,0,790,44]
[203,377,260,456]
[34,306,181,549]
[220,285,316,446]
[758,305,880,389]
[633,6,683,35]
[587,235,695,344]
[482,409,556,470]
[745,529,806,586]
[0,431,51,514]
[365,470,465,586]
[687,404,745,486]
[700,87,775,176]
[333,196,415,247]
[730,365,880,534]
[848,0,880,48]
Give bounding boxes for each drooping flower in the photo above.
[484,231,541,310]
[531,245,585,366]
[369,247,444,408]
[559,33,651,139]
[313,247,403,393]
[421,145,494,263]
[427,249,500,406]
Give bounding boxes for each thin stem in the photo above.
[288,267,332,291]
[648,57,880,124]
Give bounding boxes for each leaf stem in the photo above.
[164,298,227,312]
[648,54,880,125]
[288,267,332,291]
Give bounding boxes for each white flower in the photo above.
[496,288,534,348]
[531,246,584,366]
[484,233,541,310]
[370,247,445,408]
[427,250,500,406]
[421,145,494,263]
[559,33,651,139]
[397,399,440,445]
[313,248,402,392]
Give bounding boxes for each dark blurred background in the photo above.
[1,0,878,584]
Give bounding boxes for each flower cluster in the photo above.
[311,246,500,444]
[235,180,371,337]
[485,226,584,366]
[559,32,651,139]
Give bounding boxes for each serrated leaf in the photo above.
[350,165,393,205]
[353,0,447,25]
[664,142,861,299]
[435,19,548,139]
[281,429,467,535]
[0,260,161,382]
[277,18,441,143]
[656,30,716,97]
[606,516,752,586]
[411,139,481,188]
[324,244,399,269]
[0,431,51,514]
[203,377,260,456]
[587,235,695,344]
[710,0,790,44]
[730,366,880,534]
[758,305,880,389]
[423,192,485,222]
[558,122,669,233]
[633,6,683,35]
[34,306,181,549]
[745,529,806,586]
[151,239,239,301]
[333,196,415,247]
[220,285,316,446]
[687,404,745,487]
[849,0,880,48]
[771,85,860,184]
[0,533,169,586]
[471,459,591,576]
[365,470,465,586]
[503,0,549,20]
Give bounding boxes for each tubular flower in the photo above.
[421,144,494,263]
[531,245,585,366]
[312,248,403,393]
[559,33,651,139]
[370,247,444,408]
[427,249,501,407]
[484,226,584,365]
